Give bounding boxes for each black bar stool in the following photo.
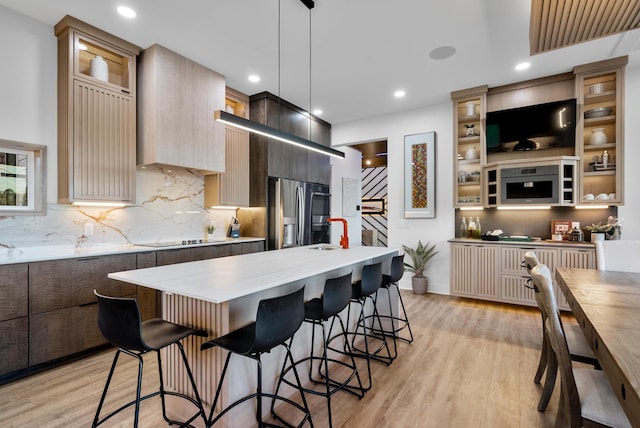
[327,262,393,392]
[273,273,365,427]
[92,290,208,428]
[200,287,313,428]
[369,255,413,358]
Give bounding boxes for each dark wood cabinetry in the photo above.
[0,240,264,379]
[28,254,137,365]
[0,264,28,374]
[249,92,332,207]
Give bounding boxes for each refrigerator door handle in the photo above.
[297,186,305,245]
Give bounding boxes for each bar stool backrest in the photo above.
[322,272,353,318]
[94,290,147,352]
[360,262,382,297]
[254,287,305,353]
[388,255,405,283]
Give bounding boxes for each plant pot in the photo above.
[590,232,606,243]
[411,276,428,295]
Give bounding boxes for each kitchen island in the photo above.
[108,245,397,426]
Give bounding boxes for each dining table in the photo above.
[556,267,640,428]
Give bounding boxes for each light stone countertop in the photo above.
[0,237,264,265]
[108,245,398,304]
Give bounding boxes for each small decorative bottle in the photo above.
[601,150,609,168]
[474,217,482,239]
[460,216,467,238]
[467,216,476,239]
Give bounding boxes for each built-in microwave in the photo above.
[500,165,559,205]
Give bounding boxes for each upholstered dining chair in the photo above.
[530,265,631,428]
[595,240,640,272]
[522,251,598,412]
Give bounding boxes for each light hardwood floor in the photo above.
[0,293,567,428]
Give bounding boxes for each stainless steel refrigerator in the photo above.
[267,177,331,250]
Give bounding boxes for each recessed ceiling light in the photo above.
[429,45,456,60]
[515,62,530,71]
[313,109,323,115]
[394,90,406,98]
[248,74,260,83]
[117,6,136,18]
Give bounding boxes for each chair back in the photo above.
[388,255,405,283]
[522,250,540,275]
[529,264,560,322]
[360,262,383,297]
[253,287,305,353]
[94,290,148,352]
[322,272,353,318]
[543,305,582,427]
[595,240,640,272]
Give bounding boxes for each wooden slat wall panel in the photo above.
[530,0,640,54]
[162,293,229,414]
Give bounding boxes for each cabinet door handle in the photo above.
[121,89,130,94]
[76,257,100,262]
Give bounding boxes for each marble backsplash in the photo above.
[0,165,239,250]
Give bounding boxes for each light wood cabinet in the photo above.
[137,44,225,174]
[205,88,250,207]
[574,56,627,205]
[55,16,138,204]
[450,241,594,310]
[450,242,499,300]
[451,86,487,208]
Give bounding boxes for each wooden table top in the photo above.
[556,268,640,428]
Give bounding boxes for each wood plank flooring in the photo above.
[0,293,567,428]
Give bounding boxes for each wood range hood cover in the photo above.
[530,0,640,54]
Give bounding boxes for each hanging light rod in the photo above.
[300,0,314,9]
[214,110,345,159]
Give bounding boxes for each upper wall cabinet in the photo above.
[249,92,331,207]
[55,16,139,204]
[204,88,250,207]
[137,44,225,174]
[574,56,626,206]
[451,86,487,208]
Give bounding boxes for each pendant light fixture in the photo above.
[214,0,344,159]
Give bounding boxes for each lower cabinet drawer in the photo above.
[500,274,536,307]
[0,317,28,375]
[29,303,106,365]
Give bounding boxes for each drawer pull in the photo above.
[76,257,100,262]
[595,338,598,350]
[621,383,626,400]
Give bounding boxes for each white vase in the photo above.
[90,55,109,82]
[464,146,478,160]
[589,128,608,145]
[465,101,476,117]
[590,232,605,243]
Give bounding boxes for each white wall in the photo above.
[618,53,640,239]
[0,6,58,202]
[330,146,363,247]
[332,104,454,294]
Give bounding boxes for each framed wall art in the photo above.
[404,132,436,218]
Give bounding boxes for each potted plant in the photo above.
[584,222,614,242]
[401,240,439,295]
[205,222,216,241]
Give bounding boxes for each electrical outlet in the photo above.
[84,222,94,236]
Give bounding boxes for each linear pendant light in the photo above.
[215,110,344,158]
[214,0,344,159]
